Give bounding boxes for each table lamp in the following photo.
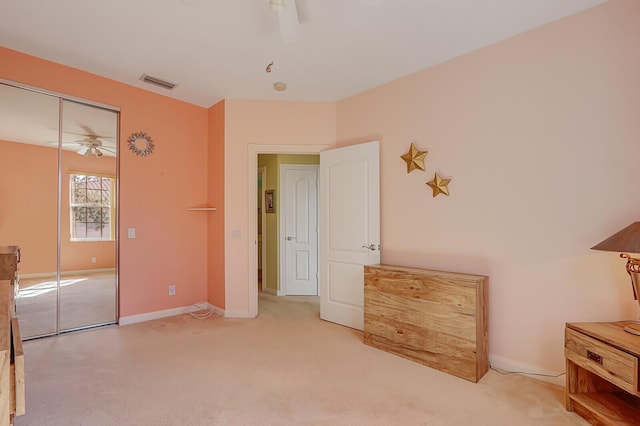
[591,222,640,335]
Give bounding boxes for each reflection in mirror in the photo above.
[0,83,60,338]
[60,100,118,331]
[0,82,119,338]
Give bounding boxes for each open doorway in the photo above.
[248,144,328,317]
[248,141,380,329]
[257,154,320,301]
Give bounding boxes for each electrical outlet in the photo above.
[169,285,176,296]
[91,257,96,264]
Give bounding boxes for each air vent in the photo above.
[140,74,176,90]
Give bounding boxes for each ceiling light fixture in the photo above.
[269,0,285,10]
[84,146,103,158]
[273,82,287,92]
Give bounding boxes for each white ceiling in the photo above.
[1,0,605,108]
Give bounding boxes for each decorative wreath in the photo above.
[127,132,154,157]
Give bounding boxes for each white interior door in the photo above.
[281,165,319,296]
[320,141,380,330]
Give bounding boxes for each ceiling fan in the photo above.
[269,0,299,44]
[74,135,116,158]
[62,125,116,157]
[269,0,383,43]
[47,127,116,157]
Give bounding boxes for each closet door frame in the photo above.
[0,78,120,338]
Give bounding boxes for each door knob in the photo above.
[286,236,294,241]
[361,244,377,251]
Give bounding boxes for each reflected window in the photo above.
[69,173,115,241]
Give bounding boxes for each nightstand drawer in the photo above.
[565,328,638,394]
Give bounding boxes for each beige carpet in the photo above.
[15,294,587,425]
[17,272,117,338]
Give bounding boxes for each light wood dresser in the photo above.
[0,246,25,426]
[565,322,640,425]
[363,264,488,382]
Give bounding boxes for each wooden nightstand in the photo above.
[565,322,640,425]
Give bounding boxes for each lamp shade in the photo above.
[591,222,640,254]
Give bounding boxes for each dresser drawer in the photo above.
[565,328,638,395]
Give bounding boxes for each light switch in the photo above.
[232,229,242,240]
[128,228,136,239]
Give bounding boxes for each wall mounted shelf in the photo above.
[187,207,217,211]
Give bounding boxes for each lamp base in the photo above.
[623,321,640,336]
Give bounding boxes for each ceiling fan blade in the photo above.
[277,0,299,44]
[80,125,97,137]
[357,0,384,6]
[62,129,115,141]
[46,140,81,147]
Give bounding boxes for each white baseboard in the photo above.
[119,306,191,326]
[208,303,225,317]
[224,309,256,318]
[120,302,226,325]
[489,354,565,387]
[21,268,116,279]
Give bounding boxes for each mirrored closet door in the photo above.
[0,81,119,339]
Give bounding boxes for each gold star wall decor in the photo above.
[426,172,451,197]
[400,142,428,173]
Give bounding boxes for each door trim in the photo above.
[258,166,268,294]
[279,164,319,297]
[248,144,329,317]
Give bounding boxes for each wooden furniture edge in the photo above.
[565,321,640,425]
[11,319,24,416]
[476,275,489,379]
[566,321,640,357]
[364,264,488,282]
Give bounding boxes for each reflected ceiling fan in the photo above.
[73,135,116,158]
[47,126,116,158]
[65,125,116,158]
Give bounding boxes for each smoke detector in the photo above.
[273,82,287,92]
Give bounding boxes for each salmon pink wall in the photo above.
[336,0,640,373]
[223,99,335,316]
[0,140,116,273]
[0,140,57,274]
[207,100,225,309]
[0,47,209,317]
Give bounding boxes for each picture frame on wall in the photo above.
[265,190,275,213]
